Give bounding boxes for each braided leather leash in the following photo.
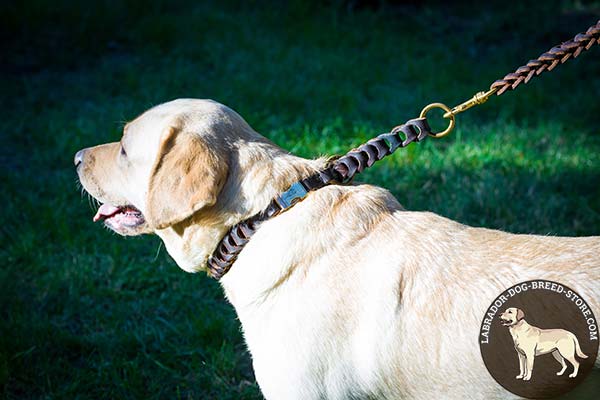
[491,20,600,95]
[207,20,599,280]
[442,20,600,124]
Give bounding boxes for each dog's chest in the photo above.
[237,293,364,399]
[509,327,530,351]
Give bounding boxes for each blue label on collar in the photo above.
[276,182,308,209]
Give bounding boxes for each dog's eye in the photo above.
[120,145,127,157]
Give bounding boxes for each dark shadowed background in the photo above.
[1,0,599,398]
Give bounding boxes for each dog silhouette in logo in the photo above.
[499,307,588,381]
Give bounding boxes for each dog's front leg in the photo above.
[516,352,526,379]
[523,351,535,381]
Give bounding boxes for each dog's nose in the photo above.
[74,149,86,167]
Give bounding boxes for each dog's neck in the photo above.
[226,140,328,220]
[509,319,529,333]
[154,139,326,274]
[216,142,334,305]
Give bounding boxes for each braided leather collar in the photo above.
[207,117,433,279]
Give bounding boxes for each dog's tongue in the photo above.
[93,204,120,222]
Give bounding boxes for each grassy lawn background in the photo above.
[1,1,599,398]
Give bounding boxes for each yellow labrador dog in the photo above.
[75,99,600,399]
[500,307,588,380]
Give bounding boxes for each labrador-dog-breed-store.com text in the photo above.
[75,99,600,399]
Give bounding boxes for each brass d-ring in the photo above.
[419,103,455,138]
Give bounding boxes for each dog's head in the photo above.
[75,99,236,234]
[499,307,525,326]
[75,99,320,273]
[75,99,250,271]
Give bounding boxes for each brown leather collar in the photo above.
[207,166,342,279]
[207,117,432,279]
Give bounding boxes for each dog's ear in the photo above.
[146,126,228,229]
[516,308,525,321]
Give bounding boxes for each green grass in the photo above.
[1,1,599,398]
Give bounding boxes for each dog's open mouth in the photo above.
[93,203,145,228]
[500,317,512,326]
